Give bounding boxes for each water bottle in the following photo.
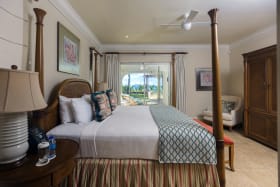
[48,135,56,160]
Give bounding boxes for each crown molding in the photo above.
[230,24,276,49]
[48,0,101,48]
[102,44,229,53]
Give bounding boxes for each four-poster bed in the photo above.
[89,47,103,92]
[33,8,225,187]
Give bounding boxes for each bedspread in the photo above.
[150,105,217,164]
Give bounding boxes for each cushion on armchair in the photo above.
[202,110,233,121]
[222,100,235,113]
[202,95,243,127]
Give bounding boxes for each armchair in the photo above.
[202,95,243,130]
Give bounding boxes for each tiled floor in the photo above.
[224,129,277,187]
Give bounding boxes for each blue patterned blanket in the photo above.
[150,105,217,164]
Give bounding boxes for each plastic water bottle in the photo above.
[48,135,56,160]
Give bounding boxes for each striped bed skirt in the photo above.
[73,159,220,187]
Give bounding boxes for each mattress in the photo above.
[47,123,86,143]
[47,106,159,160]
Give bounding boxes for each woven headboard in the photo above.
[33,78,92,132]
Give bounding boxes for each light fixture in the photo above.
[0,68,47,164]
[181,22,192,30]
[125,35,129,39]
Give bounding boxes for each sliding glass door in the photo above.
[120,63,170,106]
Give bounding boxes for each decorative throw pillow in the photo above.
[222,100,236,113]
[106,89,118,111]
[59,96,75,123]
[82,94,95,119]
[91,91,112,121]
[71,98,93,123]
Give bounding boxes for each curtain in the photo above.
[175,54,187,113]
[105,54,120,104]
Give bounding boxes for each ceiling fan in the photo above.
[160,10,208,31]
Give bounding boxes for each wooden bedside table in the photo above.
[0,139,78,187]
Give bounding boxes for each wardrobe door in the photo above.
[268,54,277,114]
[248,111,269,143]
[247,56,267,113]
[243,45,277,149]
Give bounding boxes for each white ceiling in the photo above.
[67,0,276,45]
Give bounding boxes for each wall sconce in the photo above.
[0,68,47,164]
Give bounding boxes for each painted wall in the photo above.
[103,44,230,117]
[0,1,26,69]
[1,0,100,101]
[228,25,277,98]
[185,46,230,117]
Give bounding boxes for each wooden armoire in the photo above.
[243,45,277,149]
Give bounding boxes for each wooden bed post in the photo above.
[89,48,94,91]
[34,8,46,96]
[171,53,176,107]
[90,47,103,92]
[94,53,98,91]
[208,9,225,187]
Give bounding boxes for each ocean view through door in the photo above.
[120,63,170,106]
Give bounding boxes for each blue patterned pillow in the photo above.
[106,89,118,111]
[91,91,112,121]
[222,100,235,113]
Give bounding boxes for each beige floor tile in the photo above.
[224,129,277,187]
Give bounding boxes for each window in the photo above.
[120,63,170,106]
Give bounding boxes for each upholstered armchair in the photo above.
[202,95,243,130]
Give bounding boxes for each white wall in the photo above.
[1,0,101,101]
[103,44,230,117]
[228,25,277,97]
[0,1,26,69]
[185,46,230,117]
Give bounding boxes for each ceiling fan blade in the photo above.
[185,10,198,23]
[176,15,185,21]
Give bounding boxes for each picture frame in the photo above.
[195,68,212,91]
[57,22,80,75]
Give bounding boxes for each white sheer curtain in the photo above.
[105,54,120,104]
[175,54,187,113]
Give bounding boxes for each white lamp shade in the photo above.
[0,68,47,112]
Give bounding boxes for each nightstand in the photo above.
[0,139,78,187]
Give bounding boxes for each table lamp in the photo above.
[0,68,47,164]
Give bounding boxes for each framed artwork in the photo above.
[196,68,212,91]
[57,22,80,75]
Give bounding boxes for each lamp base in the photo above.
[0,157,28,171]
[0,112,29,164]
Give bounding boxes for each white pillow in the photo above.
[82,94,95,119]
[59,96,75,123]
[82,94,91,103]
[71,97,93,123]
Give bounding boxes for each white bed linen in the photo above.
[48,106,159,160]
[80,106,159,159]
[47,123,87,143]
